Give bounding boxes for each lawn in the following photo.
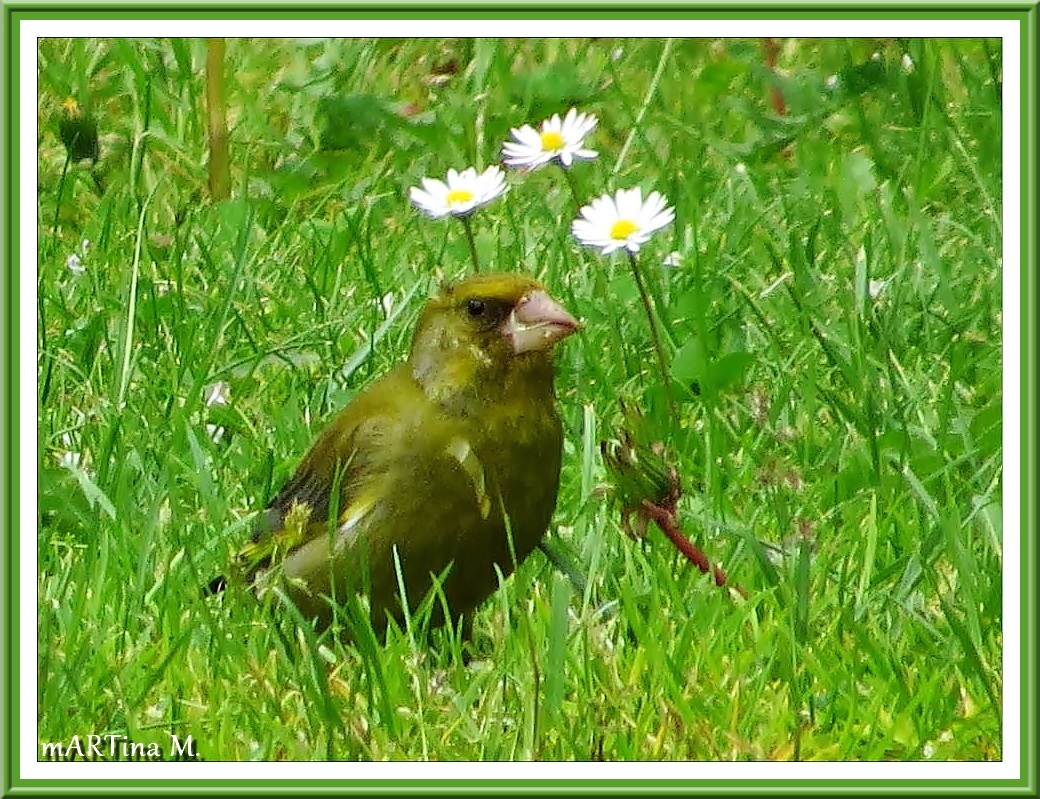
[36,36,1004,762]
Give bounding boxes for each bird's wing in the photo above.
[235,365,421,580]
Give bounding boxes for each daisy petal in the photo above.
[501,108,599,171]
[571,186,675,256]
[409,165,506,218]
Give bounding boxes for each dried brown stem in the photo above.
[206,38,230,200]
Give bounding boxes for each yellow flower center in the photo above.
[610,219,640,240]
[446,188,474,206]
[540,131,566,151]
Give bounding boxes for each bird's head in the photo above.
[409,272,579,402]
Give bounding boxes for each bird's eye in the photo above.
[466,299,486,317]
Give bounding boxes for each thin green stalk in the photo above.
[117,181,160,410]
[52,153,71,238]
[538,539,588,598]
[459,215,481,273]
[613,37,674,177]
[627,249,678,426]
[561,166,584,218]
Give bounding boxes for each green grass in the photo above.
[36,37,1003,762]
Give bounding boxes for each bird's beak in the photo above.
[504,290,580,354]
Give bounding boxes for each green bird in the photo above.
[209,272,579,639]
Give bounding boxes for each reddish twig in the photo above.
[762,37,787,117]
[762,37,792,162]
[603,405,748,600]
[640,500,749,600]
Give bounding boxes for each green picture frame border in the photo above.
[4,3,1035,794]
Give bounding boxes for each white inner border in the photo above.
[20,19,1023,781]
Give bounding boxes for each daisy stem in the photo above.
[561,167,584,217]
[459,215,481,273]
[627,250,678,427]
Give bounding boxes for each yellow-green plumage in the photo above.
[221,273,577,636]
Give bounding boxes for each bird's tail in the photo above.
[202,507,297,599]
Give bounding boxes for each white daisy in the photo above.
[409,166,505,218]
[204,380,231,407]
[572,188,675,255]
[66,253,85,275]
[204,380,231,444]
[868,277,891,300]
[502,108,598,169]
